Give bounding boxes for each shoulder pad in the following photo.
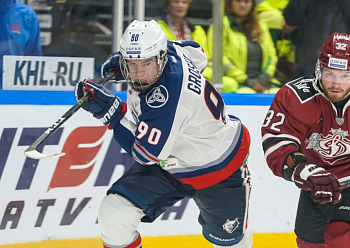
[286,78,319,103]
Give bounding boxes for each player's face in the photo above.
[168,0,190,20]
[231,0,253,18]
[127,57,159,85]
[322,67,350,102]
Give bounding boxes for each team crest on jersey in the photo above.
[306,128,350,165]
[336,117,344,126]
[146,85,168,108]
[222,218,239,234]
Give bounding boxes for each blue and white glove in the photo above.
[75,79,127,129]
[101,52,123,80]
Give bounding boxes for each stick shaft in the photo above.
[25,70,117,153]
[339,176,350,189]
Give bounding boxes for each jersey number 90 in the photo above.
[136,82,226,146]
[204,81,225,122]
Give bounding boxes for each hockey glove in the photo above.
[74,79,127,129]
[101,52,123,79]
[292,163,341,204]
[283,152,342,204]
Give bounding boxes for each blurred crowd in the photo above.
[156,0,350,93]
[2,0,350,93]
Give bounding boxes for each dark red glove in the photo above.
[292,163,342,204]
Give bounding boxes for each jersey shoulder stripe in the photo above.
[172,124,250,189]
[286,77,320,103]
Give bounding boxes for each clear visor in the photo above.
[321,65,350,84]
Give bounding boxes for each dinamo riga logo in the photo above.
[306,128,350,165]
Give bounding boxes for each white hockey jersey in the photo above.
[113,41,250,189]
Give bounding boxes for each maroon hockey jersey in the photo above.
[261,77,350,182]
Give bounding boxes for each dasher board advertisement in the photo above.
[2,56,94,91]
[0,104,299,245]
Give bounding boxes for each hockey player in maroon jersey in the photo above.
[262,32,350,248]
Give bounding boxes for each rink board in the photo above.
[0,92,299,246]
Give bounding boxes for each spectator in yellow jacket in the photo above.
[157,0,211,79]
[256,0,294,84]
[255,0,287,46]
[208,0,281,93]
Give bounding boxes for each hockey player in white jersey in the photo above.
[75,20,252,248]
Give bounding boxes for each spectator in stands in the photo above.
[207,0,281,93]
[256,0,294,84]
[283,0,350,79]
[0,0,42,89]
[255,0,287,46]
[157,0,211,80]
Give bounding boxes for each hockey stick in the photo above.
[24,69,118,159]
[339,176,350,189]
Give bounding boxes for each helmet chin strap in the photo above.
[315,60,322,82]
[313,60,326,95]
[155,50,168,81]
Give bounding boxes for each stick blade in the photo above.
[24,147,66,159]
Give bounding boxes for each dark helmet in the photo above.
[314,32,350,100]
[316,32,350,78]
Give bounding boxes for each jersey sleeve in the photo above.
[261,83,316,177]
[172,41,208,73]
[112,116,137,158]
